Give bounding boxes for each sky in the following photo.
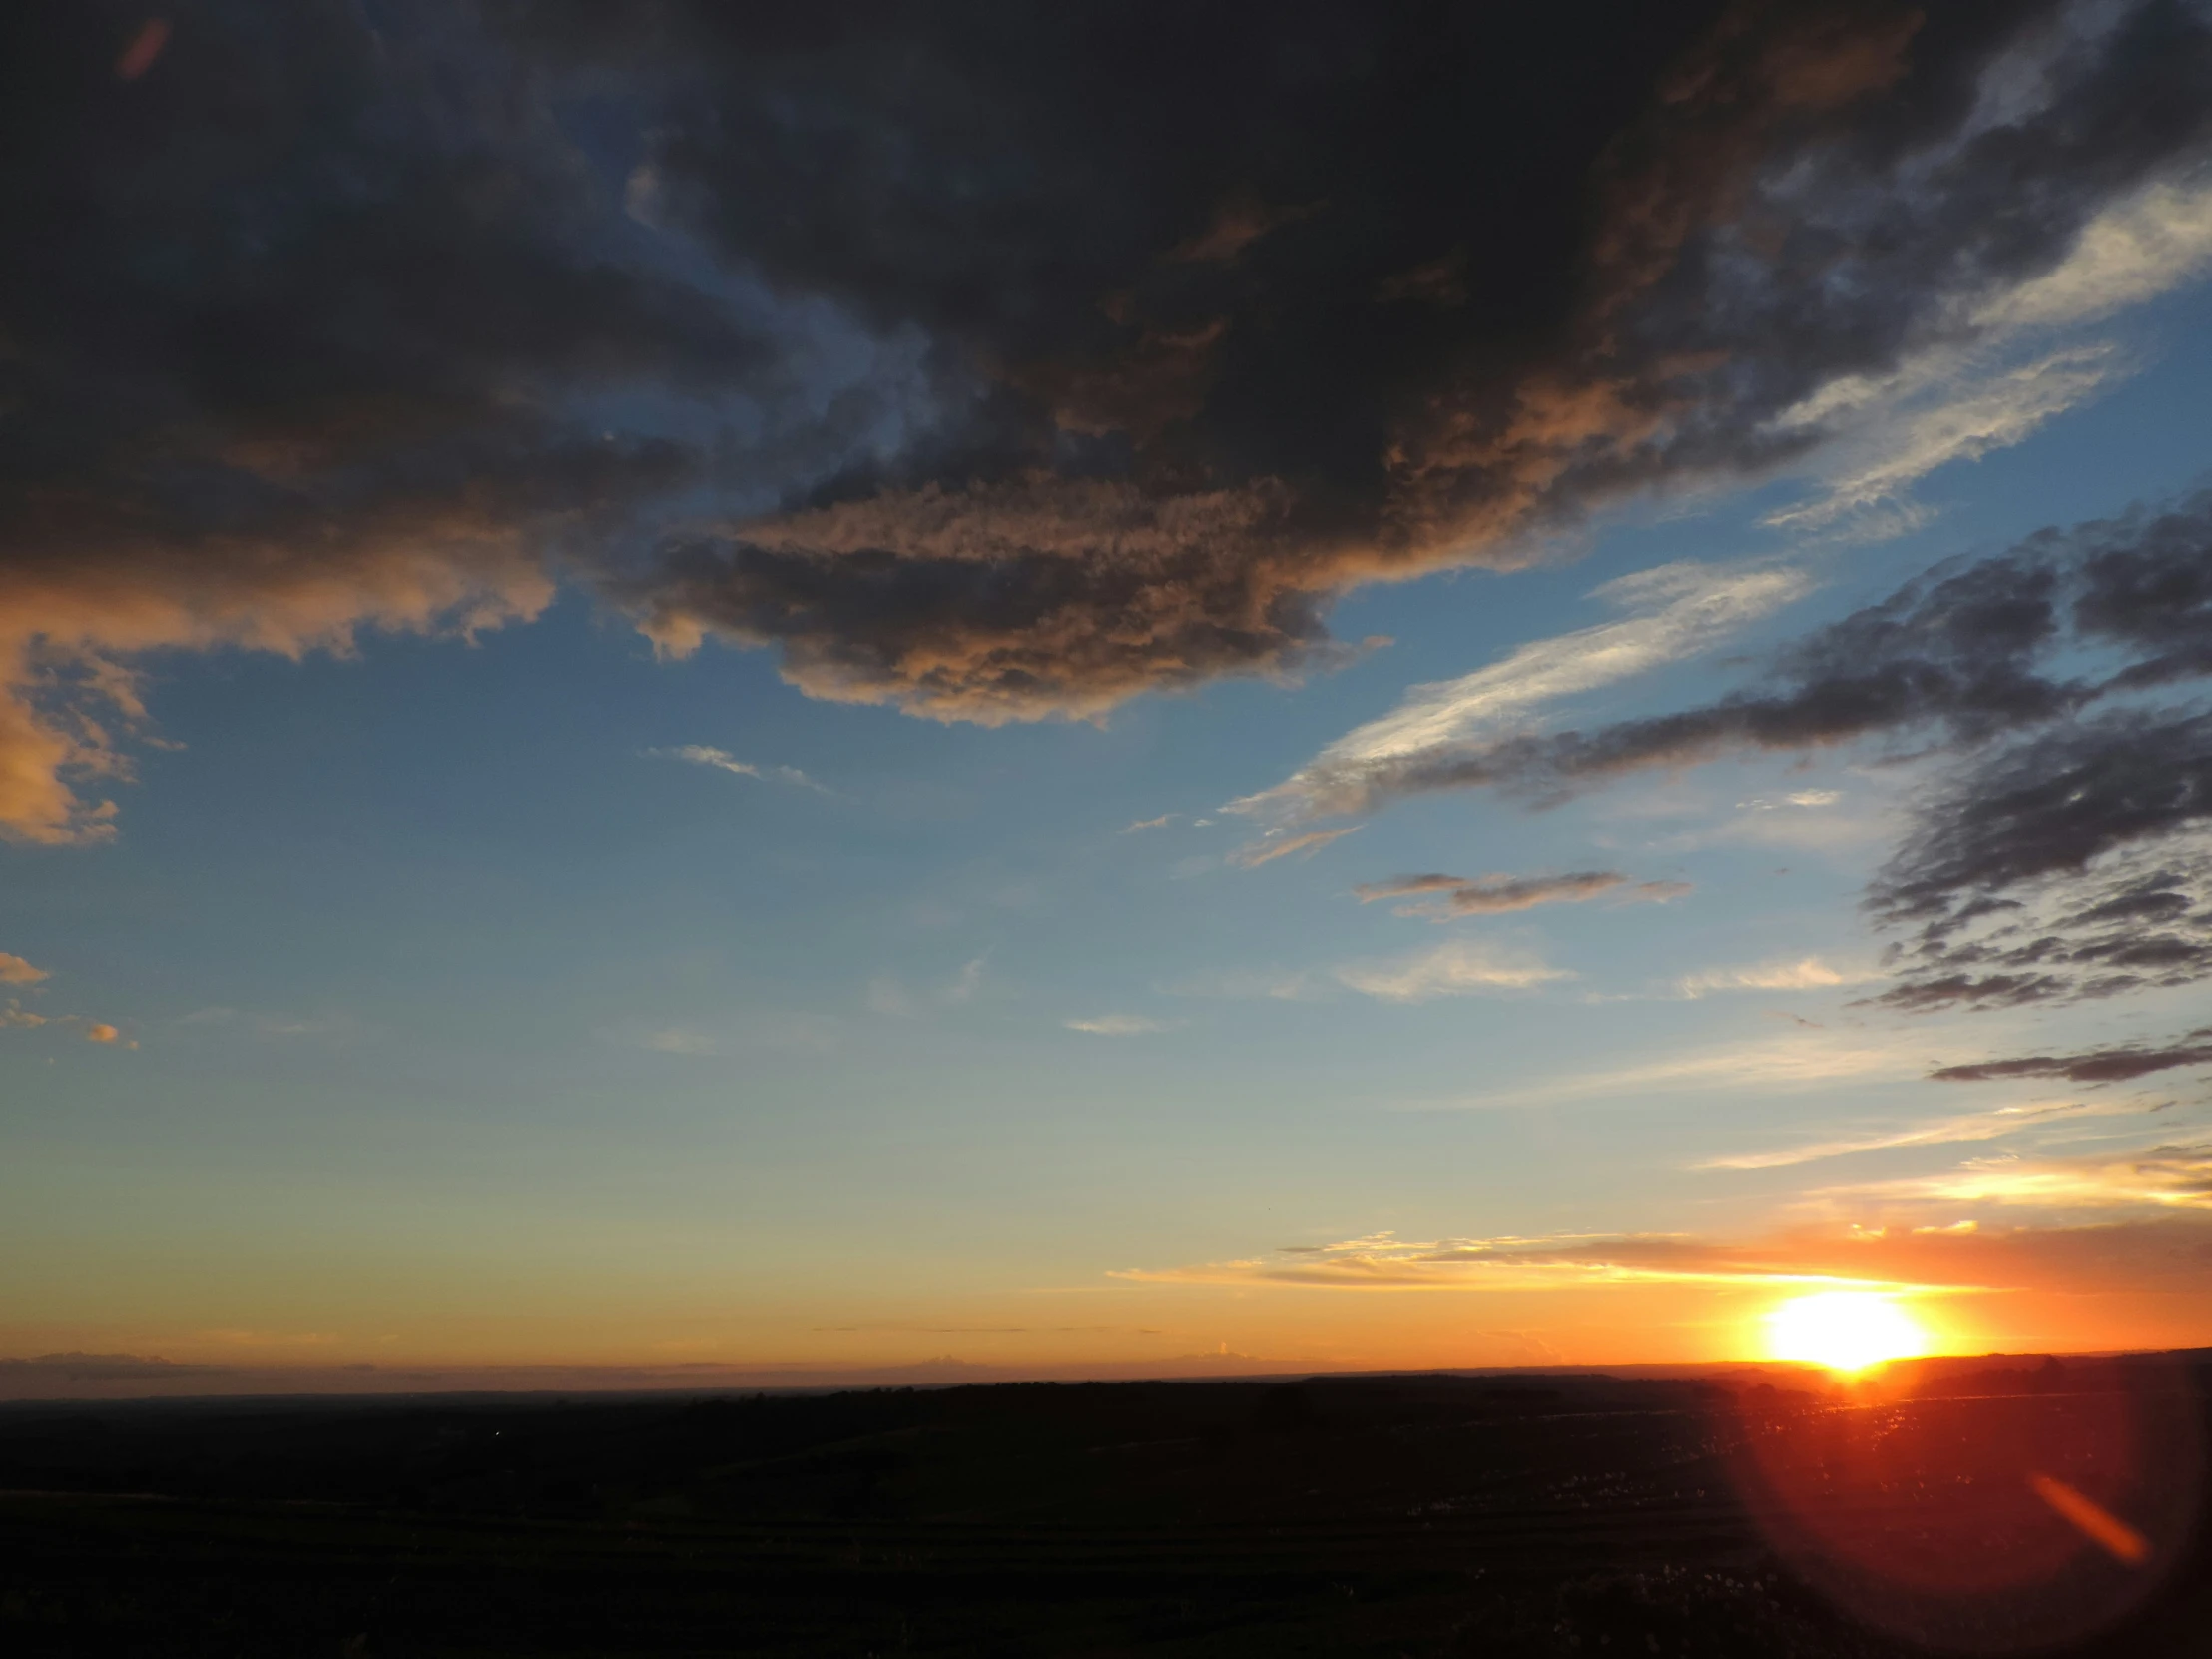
[6,0,2212,1394]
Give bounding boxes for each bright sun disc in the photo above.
[1766,1291,1930,1372]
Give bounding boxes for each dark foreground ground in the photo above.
[1,1356,2206,1657]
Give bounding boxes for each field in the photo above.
[1,1356,2204,1657]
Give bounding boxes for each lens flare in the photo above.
[1765,1291,1929,1372]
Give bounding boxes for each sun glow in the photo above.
[1765,1291,1931,1372]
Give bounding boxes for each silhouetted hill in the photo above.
[1,1360,2204,1656]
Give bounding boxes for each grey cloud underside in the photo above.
[1929,1030,2212,1084]
[1360,542,2103,803]
[1352,869,1676,915]
[12,1,2212,748]
[589,0,2212,716]
[1348,494,2212,1007]
[1868,711,2212,1009]
[4,6,790,533]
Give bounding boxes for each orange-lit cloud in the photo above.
[1109,1212,2212,1358]
[1111,1229,1944,1294]
[1828,1142,2212,1211]
[0,533,552,844]
[0,952,48,985]
[1229,826,1363,868]
[1,1003,131,1045]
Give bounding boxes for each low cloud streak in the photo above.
[1929,1030,2212,1085]
[1334,938,1569,1002]
[1356,868,1688,917]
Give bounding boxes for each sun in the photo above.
[1765,1291,1931,1372]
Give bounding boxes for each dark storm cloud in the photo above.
[0,0,865,839]
[10,0,2212,833]
[586,0,2212,721]
[1930,1031,2212,1084]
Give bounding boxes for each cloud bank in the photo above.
[10,2,2212,836]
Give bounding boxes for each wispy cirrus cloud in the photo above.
[1355,869,1689,918]
[1230,561,1812,824]
[1674,955,1881,998]
[1108,1212,2212,1323]
[1695,1097,2163,1171]
[637,1027,721,1056]
[647,745,832,794]
[1763,346,2120,537]
[1064,1014,1179,1036]
[1228,826,1362,868]
[176,1007,347,1040]
[1972,170,2212,334]
[1647,785,1897,858]
[1408,1030,1916,1112]
[1156,967,1320,1003]
[1767,167,2212,537]
[1111,1230,1947,1294]
[945,957,987,1005]
[1825,1142,2212,1212]
[1739,790,1841,811]
[1333,937,1569,1003]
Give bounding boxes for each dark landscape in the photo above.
[2,1355,2204,1657]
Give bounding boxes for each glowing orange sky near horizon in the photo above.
[7,1253,2208,1387]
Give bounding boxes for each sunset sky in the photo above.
[6,1,2212,1392]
